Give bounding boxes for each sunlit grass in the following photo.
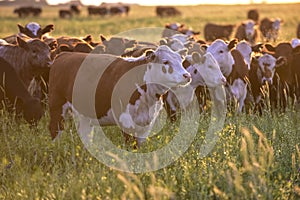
[0,3,300,199]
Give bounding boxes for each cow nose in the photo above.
[183,73,191,80]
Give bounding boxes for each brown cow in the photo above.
[48,46,191,147]
[59,10,73,19]
[204,23,235,41]
[0,57,43,124]
[247,9,259,24]
[0,36,52,87]
[14,6,42,18]
[156,6,181,17]
[259,17,283,42]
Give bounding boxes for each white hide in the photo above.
[257,54,277,85]
[25,22,41,37]
[206,39,234,77]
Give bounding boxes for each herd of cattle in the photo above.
[1,8,300,147]
[14,5,182,18]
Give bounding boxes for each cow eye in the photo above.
[194,69,197,74]
[219,50,224,53]
[163,61,169,65]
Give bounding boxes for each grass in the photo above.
[0,3,300,200]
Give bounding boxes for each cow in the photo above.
[0,36,52,88]
[59,10,73,19]
[70,4,81,15]
[234,20,258,44]
[164,50,227,121]
[94,35,137,56]
[204,23,235,42]
[247,9,259,24]
[259,17,283,42]
[0,57,43,124]
[109,5,130,16]
[227,49,250,112]
[87,6,108,16]
[48,45,191,148]
[156,6,181,17]
[13,6,42,18]
[17,22,54,40]
[263,42,295,111]
[248,53,279,113]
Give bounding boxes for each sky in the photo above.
[45,0,300,6]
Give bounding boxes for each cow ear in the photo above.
[16,36,29,50]
[17,24,26,34]
[159,39,168,46]
[252,43,263,53]
[100,34,107,42]
[165,23,170,28]
[41,24,54,35]
[264,44,275,52]
[145,50,156,61]
[82,34,92,43]
[182,59,191,69]
[177,48,187,57]
[228,39,237,50]
[192,52,206,64]
[275,56,287,67]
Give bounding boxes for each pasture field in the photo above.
[0,3,300,200]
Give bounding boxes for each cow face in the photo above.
[17,37,52,71]
[244,20,256,41]
[22,98,44,125]
[192,52,226,88]
[236,41,252,70]
[207,39,235,77]
[257,54,277,85]
[272,18,282,32]
[144,45,191,88]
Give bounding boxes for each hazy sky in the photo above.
[45,0,300,6]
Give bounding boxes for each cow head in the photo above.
[144,45,191,88]
[257,53,277,85]
[22,97,44,125]
[190,51,226,88]
[17,37,53,72]
[243,20,257,41]
[272,18,283,32]
[18,22,54,39]
[100,35,137,56]
[206,39,236,77]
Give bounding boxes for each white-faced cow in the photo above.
[235,20,258,44]
[0,57,43,124]
[48,45,191,148]
[164,50,227,121]
[260,17,283,42]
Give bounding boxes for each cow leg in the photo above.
[49,96,65,139]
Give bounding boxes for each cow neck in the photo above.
[129,84,168,106]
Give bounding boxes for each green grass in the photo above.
[0,3,300,200]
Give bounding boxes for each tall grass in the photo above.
[0,3,300,199]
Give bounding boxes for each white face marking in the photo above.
[291,38,300,48]
[272,19,281,31]
[26,22,41,37]
[207,39,234,77]
[258,54,277,84]
[245,20,256,39]
[143,45,191,88]
[236,41,252,70]
[193,52,226,88]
